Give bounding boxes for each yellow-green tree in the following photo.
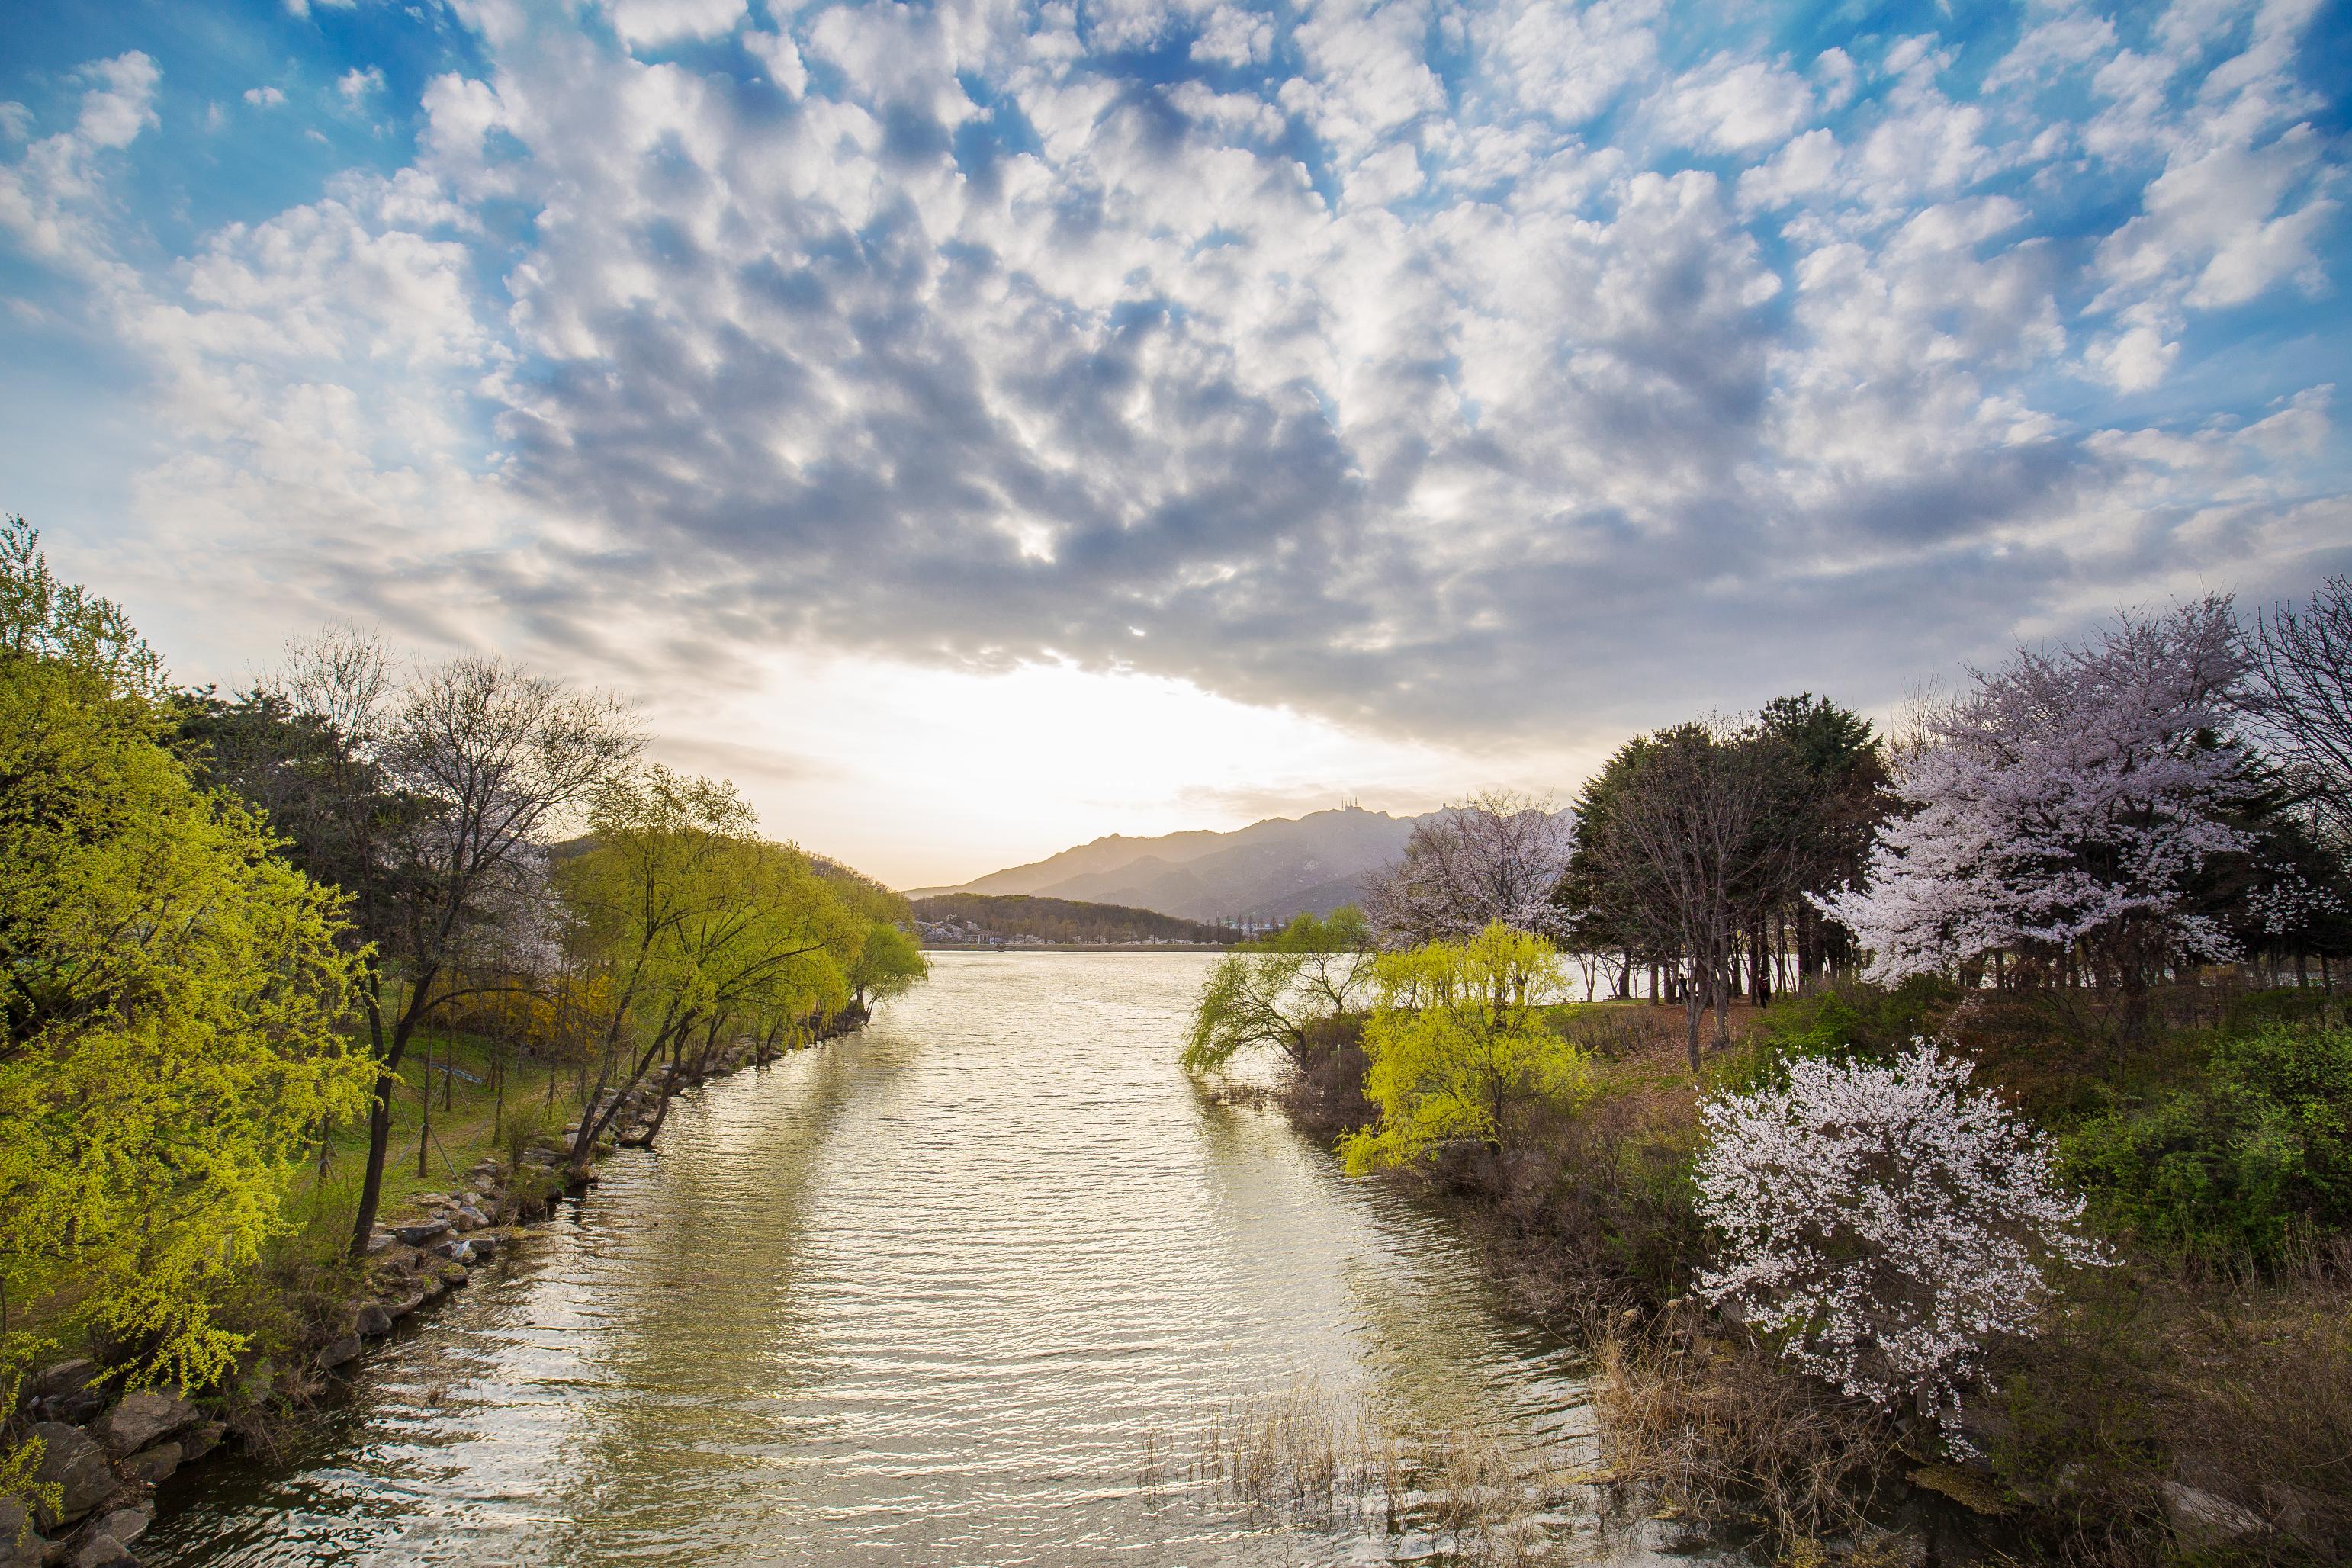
[0,519,372,1390]
[557,769,869,1165]
[1338,923,1589,1173]
[847,921,928,1008]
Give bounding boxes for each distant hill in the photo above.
[912,805,1431,924]
[911,893,1235,946]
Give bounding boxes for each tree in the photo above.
[254,632,638,1253]
[1817,599,2254,1018]
[847,921,928,1008]
[1754,694,1888,990]
[0,519,373,1389]
[2251,576,2352,838]
[1694,1043,2104,1418]
[1181,905,1374,1074]
[1338,923,1589,1171]
[557,769,862,1167]
[1364,789,1576,949]
[1578,721,1798,1069]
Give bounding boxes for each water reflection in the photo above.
[150,953,1708,1566]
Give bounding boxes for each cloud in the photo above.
[336,66,384,106]
[243,85,286,108]
[3,1,2349,763]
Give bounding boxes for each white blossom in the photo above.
[1695,1042,2104,1415]
[1816,598,2253,984]
[1364,789,1576,948]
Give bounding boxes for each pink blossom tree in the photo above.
[1695,1043,2103,1418]
[1815,599,2254,1005]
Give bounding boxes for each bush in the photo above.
[2062,1022,2352,1264]
[1695,1041,2104,1415]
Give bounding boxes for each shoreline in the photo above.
[9,1011,872,1568]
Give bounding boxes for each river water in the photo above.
[149,953,1714,1566]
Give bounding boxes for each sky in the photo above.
[3,0,2348,888]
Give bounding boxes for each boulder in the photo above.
[177,1423,226,1465]
[362,1229,397,1256]
[31,1362,105,1427]
[392,1219,451,1247]
[315,1335,363,1371]
[2162,1481,2267,1552]
[114,1443,179,1488]
[355,1300,394,1336]
[467,1231,502,1259]
[65,1532,135,1568]
[432,1259,471,1288]
[451,1206,488,1232]
[27,1424,114,1527]
[87,1511,147,1550]
[0,1499,40,1568]
[232,1358,275,1406]
[89,1393,193,1459]
[424,1235,474,1264]
[384,1287,428,1319]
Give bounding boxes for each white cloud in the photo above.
[244,85,287,108]
[336,66,385,105]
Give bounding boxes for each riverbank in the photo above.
[1278,982,2352,1566]
[5,1010,873,1568]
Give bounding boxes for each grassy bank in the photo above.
[1283,982,2352,1565]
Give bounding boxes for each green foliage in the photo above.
[1339,924,1592,1172]
[2062,1022,2352,1263]
[0,521,373,1392]
[1249,904,1370,953]
[849,920,929,1005]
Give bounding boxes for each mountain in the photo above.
[912,805,1429,924]
[911,894,1232,946]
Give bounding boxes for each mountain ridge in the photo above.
[907,805,1435,923]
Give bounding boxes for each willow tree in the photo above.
[0,519,372,1390]
[1339,923,1588,1172]
[557,770,864,1167]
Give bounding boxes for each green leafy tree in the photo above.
[1339,923,1591,1172]
[0,519,373,1391]
[1181,905,1374,1073]
[847,921,929,1007]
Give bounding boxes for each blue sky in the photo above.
[3,0,2348,883]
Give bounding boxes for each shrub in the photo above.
[2062,1021,2352,1264]
[1695,1041,2104,1415]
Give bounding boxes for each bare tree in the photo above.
[2251,577,2352,837]
[1364,788,1576,949]
[1582,721,1796,1072]
[265,634,639,1255]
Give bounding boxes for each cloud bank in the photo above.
[3,0,2347,753]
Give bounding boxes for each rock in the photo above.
[177,1423,225,1465]
[468,1231,502,1259]
[114,1442,180,1487]
[27,1424,114,1527]
[88,1393,193,1459]
[416,1273,447,1303]
[384,1287,428,1319]
[432,1259,471,1289]
[363,1229,396,1256]
[425,1235,474,1264]
[2161,1481,2267,1551]
[355,1302,394,1337]
[0,1499,39,1568]
[233,1358,275,1406]
[65,1533,134,1568]
[31,1361,105,1426]
[315,1335,363,1370]
[392,1219,451,1246]
[451,1206,488,1232]
[87,1511,147,1550]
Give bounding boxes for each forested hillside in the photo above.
[912,893,1235,946]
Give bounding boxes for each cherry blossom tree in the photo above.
[1364,788,1576,948]
[1695,1043,2103,1417]
[1815,599,2254,1002]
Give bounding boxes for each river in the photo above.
[149,952,1717,1566]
